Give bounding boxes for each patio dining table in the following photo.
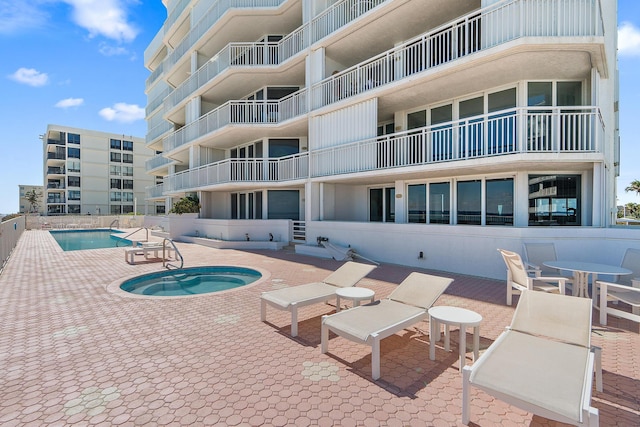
[543,261,632,299]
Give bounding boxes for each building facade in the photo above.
[18,185,44,214]
[43,125,155,216]
[144,0,619,276]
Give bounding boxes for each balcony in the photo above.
[47,152,66,160]
[146,183,166,200]
[47,197,66,204]
[144,25,167,68]
[312,0,604,110]
[47,167,65,175]
[163,89,308,153]
[310,0,388,43]
[162,0,287,76]
[311,107,604,177]
[165,152,308,193]
[146,153,174,172]
[146,120,175,145]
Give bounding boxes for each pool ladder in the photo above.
[115,227,149,247]
[163,238,184,270]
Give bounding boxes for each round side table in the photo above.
[335,287,375,312]
[428,306,482,370]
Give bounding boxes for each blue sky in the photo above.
[0,0,639,214]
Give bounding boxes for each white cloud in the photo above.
[619,22,640,56]
[99,103,144,123]
[8,68,49,87]
[0,1,49,35]
[55,98,84,108]
[99,43,130,57]
[62,0,139,43]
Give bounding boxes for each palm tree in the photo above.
[625,180,640,197]
[25,189,42,213]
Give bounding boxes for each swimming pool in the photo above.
[50,229,129,251]
[119,266,262,296]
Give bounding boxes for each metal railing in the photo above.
[163,238,184,269]
[146,120,174,145]
[116,227,150,247]
[311,107,603,177]
[165,152,309,192]
[292,220,306,242]
[312,0,603,109]
[146,183,166,199]
[146,154,174,172]
[163,89,307,153]
[0,216,25,276]
[311,0,386,42]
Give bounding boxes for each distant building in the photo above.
[42,125,155,215]
[18,184,44,214]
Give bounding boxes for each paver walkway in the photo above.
[0,230,638,426]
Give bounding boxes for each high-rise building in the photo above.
[43,125,155,215]
[144,0,619,275]
[18,184,44,214]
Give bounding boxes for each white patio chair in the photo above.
[594,248,640,320]
[498,249,567,306]
[462,291,602,426]
[523,242,574,287]
[596,280,640,326]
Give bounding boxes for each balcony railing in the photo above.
[312,0,603,109]
[47,167,65,175]
[146,84,172,115]
[47,197,66,204]
[47,183,65,189]
[163,89,308,153]
[163,0,286,74]
[146,154,174,172]
[144,26,166,66]
[145,62,165,92]
[311,0,387,42]
[146,183,166,199]
[146,120,175,145]
[311,107,604,177]
[47,153,66,160]
[165,153,309,192]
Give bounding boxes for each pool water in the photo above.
[120,266,262,296]
[50,229,129,251]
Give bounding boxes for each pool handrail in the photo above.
[109,219,119,230]
[116,227,150,247]
[163,238,184,269]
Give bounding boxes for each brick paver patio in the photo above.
[0,230,638,426]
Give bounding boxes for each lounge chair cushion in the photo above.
[322,262,378,288]
[388,272,454,309]
[322,299,425,342]
[260,282,338,309]
[470,330,590,423]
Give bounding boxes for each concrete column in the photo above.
[394,180,406,223]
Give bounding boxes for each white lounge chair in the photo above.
[499,248,567,305]
[596,280,640,326]
[260,261,376,337]
[462,291,602,426]
[321,272,453,380]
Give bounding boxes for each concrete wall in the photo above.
[305,221,640,280]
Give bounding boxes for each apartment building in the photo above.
[43,125,155,215]
[18,184,44,214]
[144,0,619,276]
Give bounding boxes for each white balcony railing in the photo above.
[165,153,309,192]
[144,27,166,66]
[311,107,604,177]
[163,0,286,74]
[163,89,308,153]
[311,0,387,43]
[146,183,166,199]
[146,85,172,116]
[146,121,175,145]
[145,61,165,90]
[146,154,174,172]
[312,0,603,109]
[165,0,193,33]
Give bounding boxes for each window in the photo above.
[68,191,81,201]
[457,180,481,225]
[231,192,263,219]
[488,88,517,154]
[268,139,298,157]
[68,205,81,214]
[110,179,121,189]
[486,178,513,226]
[122,153,133,163]
[123,180,133,190]
[122,192,134,202]
[110,139,121,149]
[68,133,80,144]
[369,187,395,222]
[528,175,580,226]
[110,152,121,162]
[407,184,426,223]
[68,147,80,159]
[68,176,80,187]
[110,205,121,214]
[122,205,133,214]
[122,166,133,176]
[429,182,450,224]
[431,104,453,161]
[110,192,121,201]
[377,122,395,136]
[267,190,299,220]
[110,165,121,176]
[156,205,166,214]
[123,140,134,151]
[68,161,80,173]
